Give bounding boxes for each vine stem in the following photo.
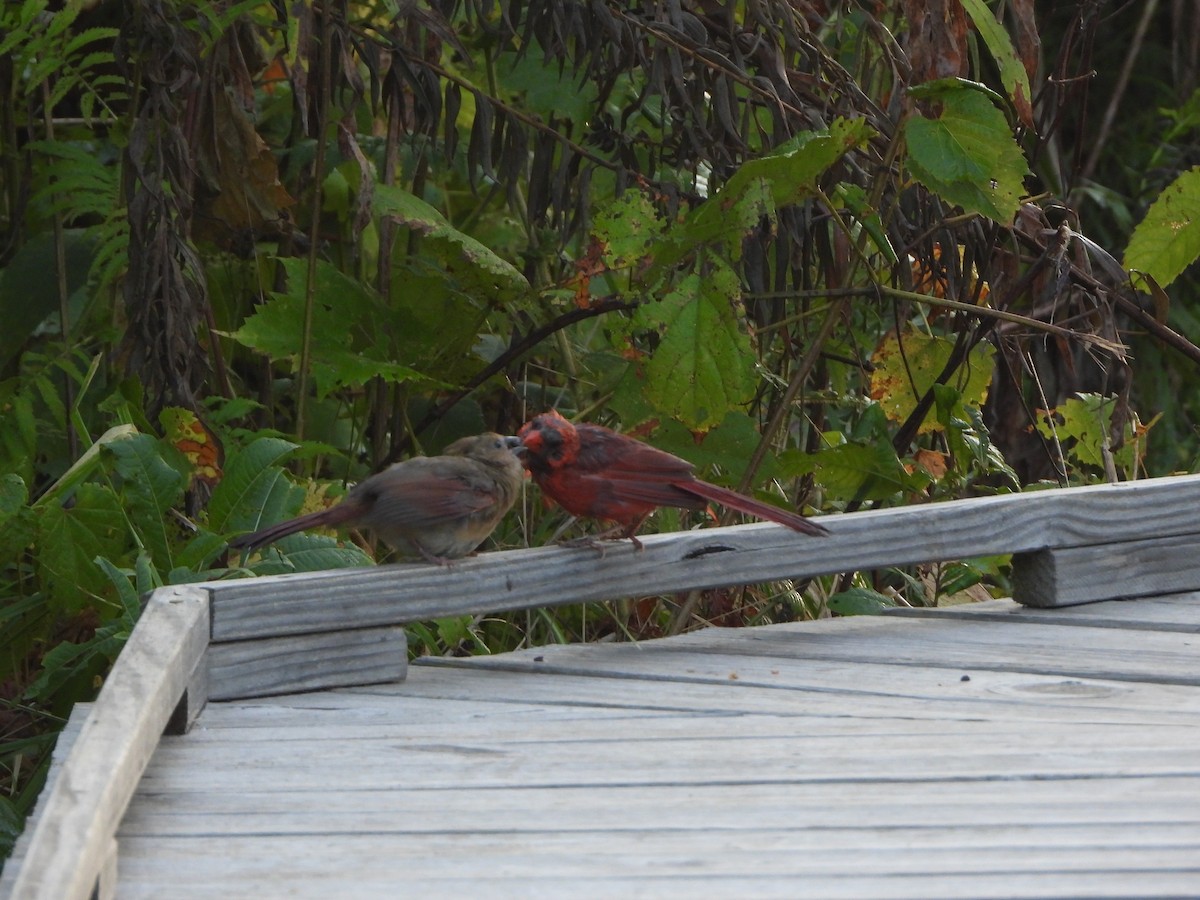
[736,295,850,495]
[297,1,335,440]
[42,78,78,458]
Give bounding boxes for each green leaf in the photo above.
[105,433,186,567]
[960,0,1033,126]
[593,192,665,268]
[207,437,301,533]
[828,587,897,616]
[1034,393,1142,476]
[0,472,28,522]
[681,118,874,251]
[372,184,529,296]
[96,554,148,625]
[34,424,139,511]
[636,266,755,430]
[495,50,598,124]
[651,411,781,483]
[232,258,427,397]
[23,557,137,704]
[237,533,374,574]
[905,83,1028,222]
[781,441,929,503]
[37,483,127,613]
[0,474,35,563]
[719,118,875,209]
[1124,166,1200,288]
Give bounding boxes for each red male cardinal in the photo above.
[517,410,828,547]
[228,433,524,565]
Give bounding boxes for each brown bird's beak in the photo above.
[504,435,525,455]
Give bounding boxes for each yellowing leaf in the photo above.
[870,330,994,434]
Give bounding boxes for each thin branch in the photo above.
[385,298,636,464]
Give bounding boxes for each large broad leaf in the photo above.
[207,437,301,533]
[237,533,373,574]
[495,50,598,125]
[373,184,529,296]
[105,433,186,567]
[870,330,994,435]
[828,587,898,616]
[0,473,35,563]
[781,441,930,503]
[681,117,874,250]
[1124,166,1200,288]
[38,482,127,613]
[232,258,426,397]
[373,185,530,379]
[905,82,1028,223]
[651,411,782,483]
[636,266,755,430]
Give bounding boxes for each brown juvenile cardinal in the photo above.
[228,433,524,565]
[517,410,828,547]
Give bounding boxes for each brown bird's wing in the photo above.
[354,456,509,530]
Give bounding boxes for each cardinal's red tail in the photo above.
[680,480,829,536]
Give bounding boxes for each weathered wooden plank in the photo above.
[0,703,91,899]
[890,593,1200,631]
[163,650,208,736]
[118,870,1200,900]
[113,833,1200,899]
[1013,534,1200,607]
[2,587,208,900]
[205,474,1200,640]
[129,725,1200,792]
[94,837,117,900]
[117,779,1200,835]
[427,613,1200,686]
[112,598,1200,900]
[208,627,407,701]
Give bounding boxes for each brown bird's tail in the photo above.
[679,480,829,536]
[227,504,361,551]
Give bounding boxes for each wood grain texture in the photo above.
[1013,533,1200,607]
[0,703,91,898]
[423,612,1200,686]
[890,593,1200,631]
[205,473,1200,640]
[2,587,208,900]
[112,599,1200,898]
[208,627,407,701]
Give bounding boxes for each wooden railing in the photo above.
[6,473,1200,900]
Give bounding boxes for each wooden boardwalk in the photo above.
[121,595,1200,897]
[5,476,1200,898]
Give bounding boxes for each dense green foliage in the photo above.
[3,0,1200,861]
